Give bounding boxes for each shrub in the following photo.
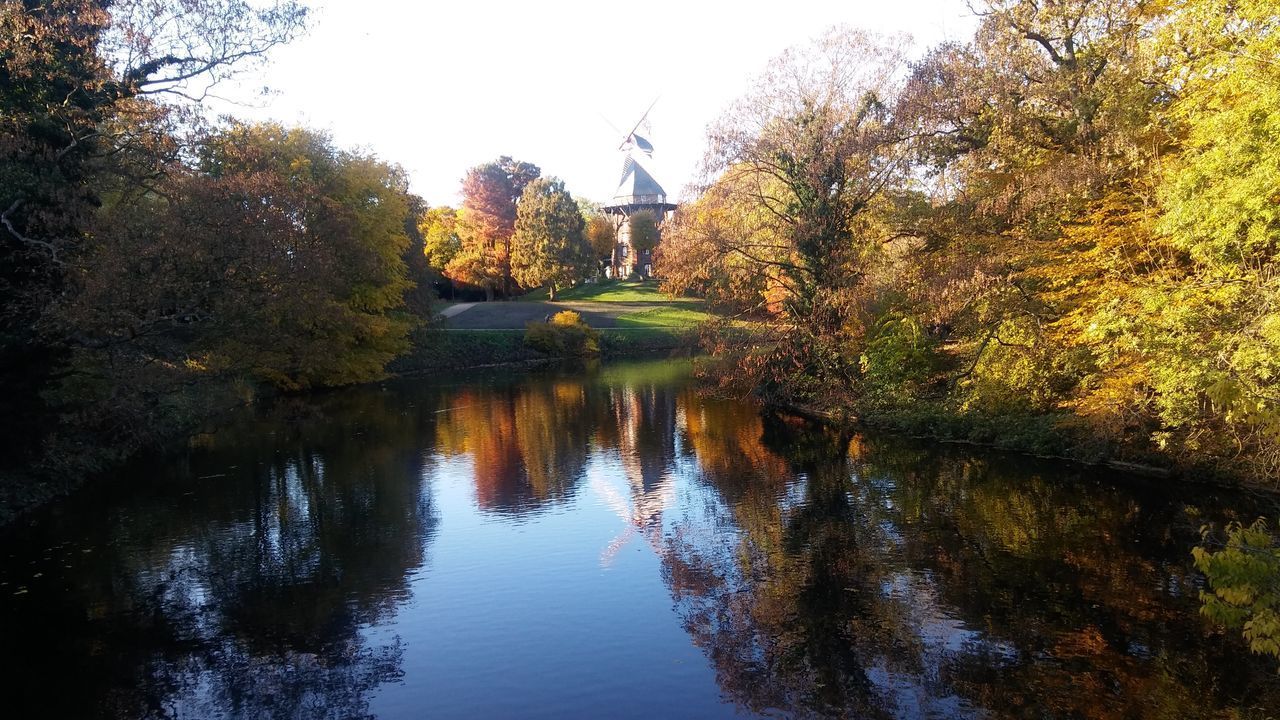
[524,311,600,357]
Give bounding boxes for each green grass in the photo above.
[522,279,695,304]
[614,305,714,328]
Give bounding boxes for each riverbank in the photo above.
[693,344,1280,492]
[390,326,697,373]
[0,327,699,527]
[395,280,704,372]
[773,397,1183,479]
[763,391,1280,492]
[0,281,706,526]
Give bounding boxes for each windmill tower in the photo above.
[603,102,678,278]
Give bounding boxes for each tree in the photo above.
[704,27,910,316]
[1150,0,1280,453]
[1,0,120,466]
[669,27,914,402]
[657,172,785,313]
[0,0,306,474]
[194,124,415,389]
[64,123,415,393]
[420,206,462,271]
[1194,520,1280,661]
[445,156,540,300]
[0,0,308,317]
[399,194,435,317]
[1157,0,1280,653]
[584,213,617,277]
[627,210,659,253]
[510,177,591,300]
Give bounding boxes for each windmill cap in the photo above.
[608,156,669,206]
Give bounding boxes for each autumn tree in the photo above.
[627,210,659,252]
[1195,519,1280,660]
[1148,0,1280,465]
[584,213,617,277]
[445,156,540,300]
[190,124,415,388]
[0,0,306,474]
[65,123,415,395]
[666,0,1280,483]
[1157,0,1280,653]
[658,169,796,314]
[670,27,914,401]
[420,206,462,272]
[908,0,1159,404]
[510,177,591,300]
[704,28,910,315]
[399,194,435,317]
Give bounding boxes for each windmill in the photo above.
[602,99,677,279]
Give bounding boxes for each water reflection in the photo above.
[431,362,685,519]
[1,359,1277,718]
[1,389,438,719]
[667,412,1280,718]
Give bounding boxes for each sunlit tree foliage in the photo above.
[446,156,540,300]
[510,177,592,300]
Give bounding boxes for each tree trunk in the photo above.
[548,284,557,301]
[484,284,494,302]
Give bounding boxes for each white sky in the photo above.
[212,0,977,207]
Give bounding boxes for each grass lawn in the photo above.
[436,279,717,331]
[522,279,698,304]
[613,305,713,328]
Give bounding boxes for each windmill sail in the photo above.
[629,133,654,155]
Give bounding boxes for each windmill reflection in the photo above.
[594,381,680,566]
[7,360,1276,719]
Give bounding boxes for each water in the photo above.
[1,358,1276,719]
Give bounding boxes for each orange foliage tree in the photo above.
[445,156,540,300]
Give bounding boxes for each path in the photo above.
[438,302,477,319]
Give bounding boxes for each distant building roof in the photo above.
[604,156,676,212]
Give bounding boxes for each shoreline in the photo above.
[763,398,1280,496]
[0,336,698,528]
[8,337,1276,529]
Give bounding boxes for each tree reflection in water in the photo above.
[432,378,593,514]
[1,389,438,719]
[431,361,684,527]
[667,406,1280,718]
[2,359,1278,719]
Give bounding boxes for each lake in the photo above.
[1,358,1276,718]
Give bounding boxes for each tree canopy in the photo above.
[0,0,309,475]
[585,213,617,274]
[657,0,1280,659]
[511,177,591,300]
[446,156,540,300]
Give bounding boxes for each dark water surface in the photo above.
[2,358,1277,719]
